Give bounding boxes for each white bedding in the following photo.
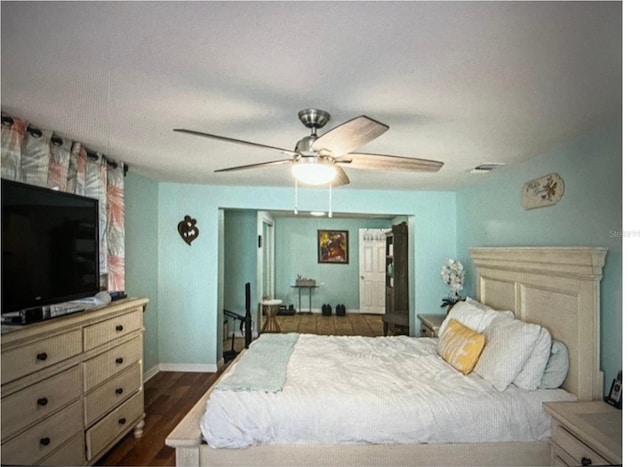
[200,334,575,449]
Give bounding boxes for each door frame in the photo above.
[256,211,275,330]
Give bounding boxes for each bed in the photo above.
[166,246,607,466]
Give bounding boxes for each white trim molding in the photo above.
[159,363,219,373]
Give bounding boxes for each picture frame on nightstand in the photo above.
[605,370,622,409]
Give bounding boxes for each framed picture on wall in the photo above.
[318,230,349,264]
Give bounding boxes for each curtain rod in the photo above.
[1,115,129,176]
[86,150,129,175]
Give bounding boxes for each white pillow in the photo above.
[474,316,542,391]
[513,325,552,390]
[465,297,496,312]
[465,297,515,320]
[439,300,498,337]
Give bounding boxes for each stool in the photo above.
[261,299,282,333]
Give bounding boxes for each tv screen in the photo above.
[2,179,100,313]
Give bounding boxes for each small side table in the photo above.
[261,299,282,333]
[290,285,318,314]
[543,401,622,466]
[417,314,446,337]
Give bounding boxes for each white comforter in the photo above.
[200,334,575,449]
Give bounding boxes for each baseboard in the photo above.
[158,363,219,373]
[143,364,161,383]
[300,308,367,314]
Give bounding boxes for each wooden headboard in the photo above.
[469,247,607,401]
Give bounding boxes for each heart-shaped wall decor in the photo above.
[177,215,199,245]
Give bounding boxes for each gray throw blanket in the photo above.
[216,333,299,392]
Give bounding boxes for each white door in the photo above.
[358,228,388,314]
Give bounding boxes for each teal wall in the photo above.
[151,184,456,366]
[455,122,622,389]
[157,184,220,367]
[124,172,160,373]
[274,216,392,310]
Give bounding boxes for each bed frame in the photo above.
[166,246,607,466]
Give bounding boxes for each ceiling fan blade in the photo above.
[215,159,292,173]
[338,153,444,172]
[311,116,389,156]
[332,165,350,186]
[174,129,297,157]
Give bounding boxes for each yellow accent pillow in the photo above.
[437,319,486,375]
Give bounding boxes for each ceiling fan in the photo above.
[174,109,444,186]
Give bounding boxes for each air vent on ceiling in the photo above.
[468,163,505,174]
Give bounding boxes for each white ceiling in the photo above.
[0,1,622,191]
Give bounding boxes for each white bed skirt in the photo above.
[177,440,550,467]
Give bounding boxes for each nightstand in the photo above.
[543,401,621,466]
[417,314,446,337]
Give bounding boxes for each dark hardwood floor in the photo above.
[277,311,384,336]
[96,313,383,466]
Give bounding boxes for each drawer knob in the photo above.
[36,352,48,361]
[118,417,127,425]
[40,437,51,446]
[115,387,124,395]
[37,397,49,406]
[115,357,124,364]
[115,324,124,332]
[581,457,592,466]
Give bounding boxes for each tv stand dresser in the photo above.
[1,297,148,465]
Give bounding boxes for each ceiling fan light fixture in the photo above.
[291,157,337,185]
[178,108,444,187]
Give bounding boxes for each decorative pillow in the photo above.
[465,297,496,312]
[439,300,498,337]
[437,319,486,375]
[474,316,542,391]
[465,297,516,320]
[513,325,552,390]
[540,340,570,389]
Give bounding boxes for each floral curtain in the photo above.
[1,112,126,292]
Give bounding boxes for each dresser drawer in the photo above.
[86,390,144,459]
[1,365,82,439]
[84,308,143,351]
[85,361,142,426]
[420,323,437,337]
[551,443,577,466]
[1,400,82,465]
[84,335,142,391]
[1,329,82,383]
[38,431,85,466]
[554,425,609,466]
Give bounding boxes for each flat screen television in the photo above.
[2,179,100,315]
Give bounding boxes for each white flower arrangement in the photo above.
[440,259,465,309]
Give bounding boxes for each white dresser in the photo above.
[417,313,446,338]
[544,401,622,466]
[1,297,148,465]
